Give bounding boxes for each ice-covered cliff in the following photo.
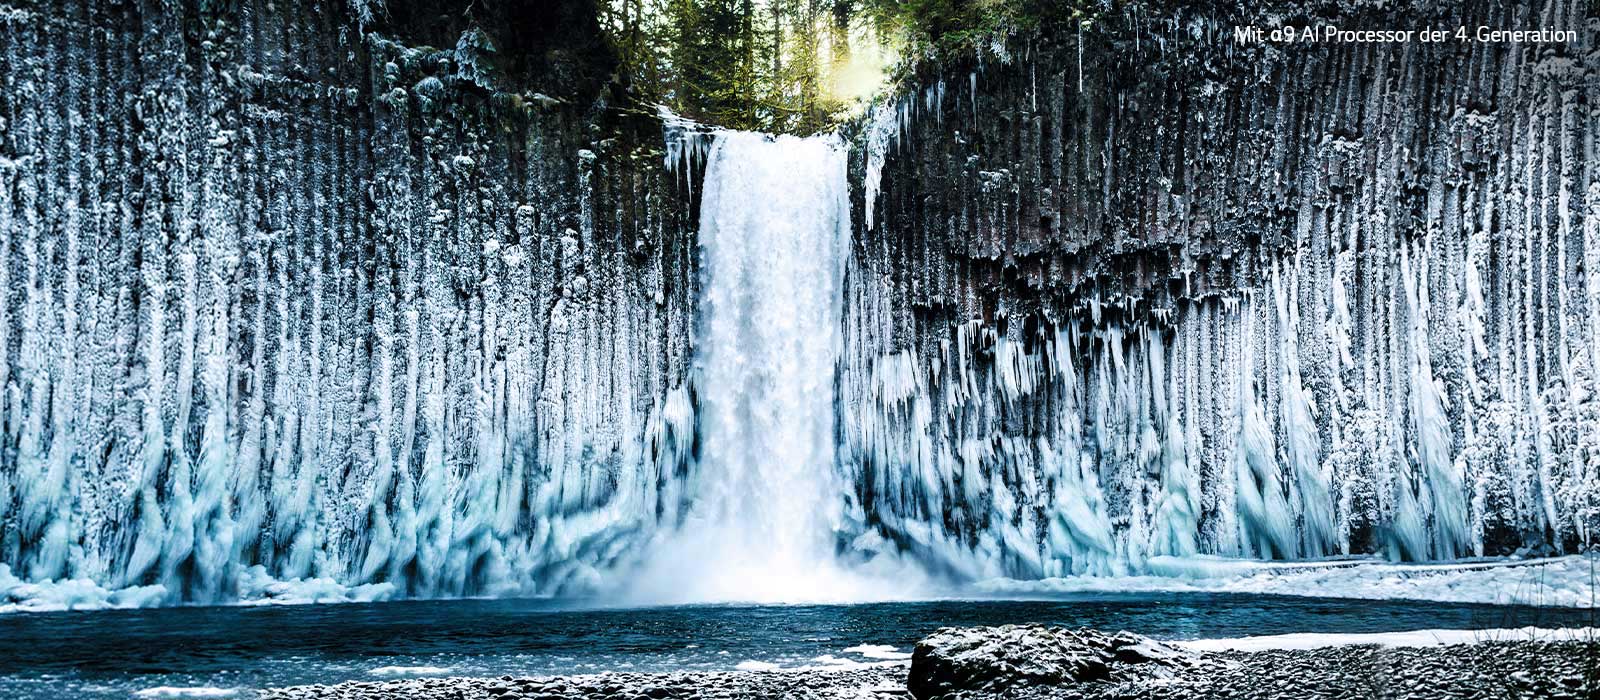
[842,0,1598,578]
[0,0,702,603]
[0,0,1595,608]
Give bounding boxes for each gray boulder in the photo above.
[906,625,1197,699]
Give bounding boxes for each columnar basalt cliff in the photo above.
[842,0,1598,577]
[0,0,1596,606]
[0,0,701,602]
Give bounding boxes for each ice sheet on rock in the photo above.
[0,562,408,613]
[974,554,1599,607]
[3,0,1595,610]
[835,245,1596,583]
[862,99,902,232]
[234,566,398,606]
[660,106,715,194]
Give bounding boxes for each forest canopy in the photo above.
[598,0,1098,133]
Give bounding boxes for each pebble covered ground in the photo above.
[255,665,908,700]
[978,640,1600,700]
[257,639,1600,699]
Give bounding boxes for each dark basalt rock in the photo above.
[906,624,1197,699]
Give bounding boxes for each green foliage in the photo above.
[602,0,853,132]
[597,0,1096,133]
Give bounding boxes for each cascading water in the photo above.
[628,130,910,603]
[693,130,848,579]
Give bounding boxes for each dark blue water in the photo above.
[0,592,1589,699]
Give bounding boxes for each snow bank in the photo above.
[976,555,1599,607]
[0,564,167,614]
[0,563,395,614]
[1178,626,1600,652]
[736,645,915,673]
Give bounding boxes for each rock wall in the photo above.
[0,0,699,602]
[841,0,1599,577]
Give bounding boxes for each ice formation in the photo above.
[0,0,1595,609]
[0,4,703,606]
[837,249,1599,582]
[834,0,1598,586]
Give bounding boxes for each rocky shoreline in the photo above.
[256,626,1600,700]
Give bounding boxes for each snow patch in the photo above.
[368,665,456,677]
[741,657,909,673]
[132,688,239,699]
[1178,626,1600,653]
[842,644,914,660]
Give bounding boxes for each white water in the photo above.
[628,130,909,603]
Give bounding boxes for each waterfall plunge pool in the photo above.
[0,591,1592,699]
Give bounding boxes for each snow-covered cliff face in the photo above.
[0,0,1595,607]
[843,0,1598,578]
[0,0,700,602]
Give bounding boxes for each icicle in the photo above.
[863,99,901,232]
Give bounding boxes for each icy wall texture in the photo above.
[0,0,700,601]
[842,0,1599,578]
[1,0,1596,607]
